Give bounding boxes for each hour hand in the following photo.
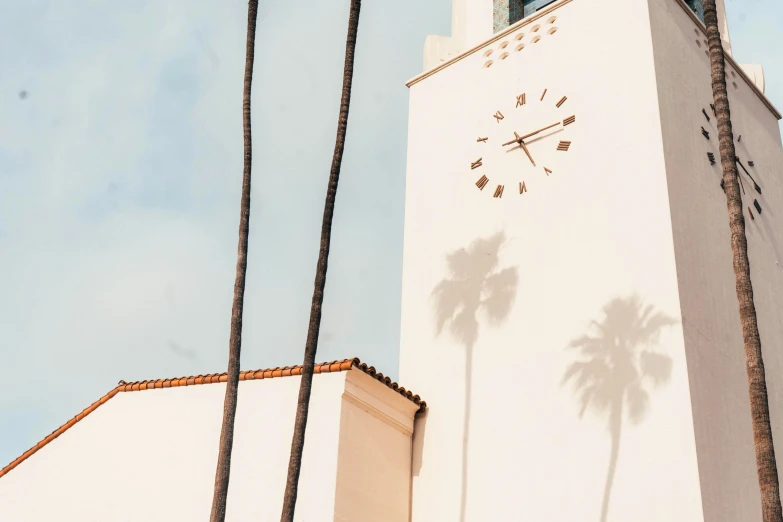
[502,132,536,165]
[519,139,536,166]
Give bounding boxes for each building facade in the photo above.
[494,0,558,33]
[1,1,782,521]
[0,361,423,521]
[401,0,782,521]
[685,0,705,22]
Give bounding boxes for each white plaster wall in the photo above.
[0,373,347,522]
[333,370,419,522]
[400,0,705,520]
[714,0,733,57]
[648,0,783,520]
[461,0,494,51]
[424,0,494,71]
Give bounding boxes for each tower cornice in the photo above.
[406,0,781,121]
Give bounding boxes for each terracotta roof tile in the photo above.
[0,358,424,479]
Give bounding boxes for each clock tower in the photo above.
[399,0,783,521]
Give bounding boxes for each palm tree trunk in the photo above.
[279,1,361,520]
[600,400,622,522]
[702,3,782,520]
[209,2,259,521]
[459,342,474,522]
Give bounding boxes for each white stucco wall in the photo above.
[0,369,419,522]
[648,0,783,520]
[400,0,707,520]
[334,369,419,522]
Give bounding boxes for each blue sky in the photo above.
[0,0,780,469]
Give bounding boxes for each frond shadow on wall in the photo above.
[432,231,518,522]
[563,294,677,522]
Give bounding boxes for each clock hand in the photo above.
[736,157,762,194]
[519,140,536,166]
[737,169,746,196]
[518,121,562,141]
[502,132,523,147]
[502,122,562,147]
[499,132,536,166]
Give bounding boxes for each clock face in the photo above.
[700,103,764,220]
[468,86,576,199]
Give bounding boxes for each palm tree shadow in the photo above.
[563,295,677,522]
[431,231,519,522]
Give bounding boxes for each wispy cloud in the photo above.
[168,340,198,361]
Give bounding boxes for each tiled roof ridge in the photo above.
[0,358,425,480]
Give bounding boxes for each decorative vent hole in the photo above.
[515,32,525,40]
[484,49,493,57]
[532,35,541,43]
[733,81,738,90]
[516,43,525,51]
[547,16,557,24]
[500,52,509,60]
[548,27,558,35]
[730,70,737,79]
[705,50,709,58]
[484,60,494,68]
[499,41,509,49]
[531,24,541,32]
[696,40,701,48]
[703,40,708,47]
[694,28,699,35]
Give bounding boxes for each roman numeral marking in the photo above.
[540,88,548,101]
[516,93,526,107]
[519,181,528,194]
[707,152,716,165]
[494,111,505,122]
[701,127,710,140]
[738,134,742,142]
[702,108,710,122]
[544,167,553,176]
[556,96,567,108]
[749,207,755,220]
[563,115,576,126]
[471,158,483,169]
[493,185,505,198]
[748,161,755,167]
[477,136,488,143]
[476,175,489,190]
[754,199,762,214]
[710,104,716,116]
[557,140,571,151]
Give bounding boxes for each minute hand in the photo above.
[519,121,562,141]
[502,121,562,146]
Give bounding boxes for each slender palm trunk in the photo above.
[279,1,361,520]
[459,342,474,522]
[702,3,782,520]
[600,400,622,522]
[209,2,259,521]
